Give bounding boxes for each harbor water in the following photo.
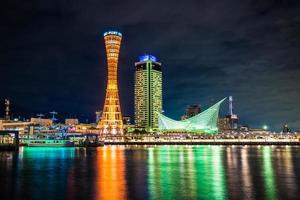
[1,145,300,200]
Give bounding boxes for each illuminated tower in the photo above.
[4,98,10,120]
[227,96,239,129]
[97,31,123,135]
[134,55,162,131]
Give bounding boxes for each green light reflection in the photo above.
[147,146,227,200]
[21,147,75,159]
[262,146,277,200]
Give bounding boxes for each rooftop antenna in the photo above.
[49,111,58,122]
[36,114,44,131]
[36,113,44,118]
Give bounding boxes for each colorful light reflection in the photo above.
[95,146,127,200]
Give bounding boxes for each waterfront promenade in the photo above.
[104,138,300,145]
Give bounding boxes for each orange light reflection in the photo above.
[96,146,127,200]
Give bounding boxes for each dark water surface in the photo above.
[1,145,300,200]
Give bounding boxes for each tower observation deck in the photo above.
[97,31,123,135]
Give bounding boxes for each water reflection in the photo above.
[262,146,277,200]
[241,146,253,199]
[95,146,127,200]
[19,147,75,199]
[280,146,297,199]
[0,145,300,200]
[147,146,227,200]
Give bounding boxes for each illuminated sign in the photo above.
[103,31,122,37]
[139,55,157,62]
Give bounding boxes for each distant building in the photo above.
[282,124,291,133]
[122,116,131,125]
[226,114,239,129]
[181,104,201,120]
[134,55,162,131]
[218,117,231,131]
[95,111,102,124]
[65,118,79,126]
[227,96,239,129]
[30,118,53,126]
[122,116,134,134]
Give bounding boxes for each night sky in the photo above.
[1,0,300,130]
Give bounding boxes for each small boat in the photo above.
[84,140,104,147]
[24,139,74,147]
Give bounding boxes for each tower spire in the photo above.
[4,98,10,120]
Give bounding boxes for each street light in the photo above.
[263,125,268,130]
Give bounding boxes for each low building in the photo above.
[95,111,102,123]
[30,118,53,126]
[181,104,201,120]
[0,119,32,135]
[65,118,79,126]
[123,116,131,125]
[0,130,19,150]
[74,124,97,133]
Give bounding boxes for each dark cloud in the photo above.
[0,0,299,130]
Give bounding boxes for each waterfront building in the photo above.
[218,117,231,131]
[75,123,96,133]
[0,130,19,150]
[65,118,79,126]
[0,120,31,135]
[30,118,53,127]
[134,55,162,132]
[158,98,226,134]
[97,31,123,135]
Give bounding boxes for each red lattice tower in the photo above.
[97,31,123,135]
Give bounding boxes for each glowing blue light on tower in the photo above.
[139,55,157,62]
[103,31,122,37]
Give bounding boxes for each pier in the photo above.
[104,140,300,145]
[101,137,300,145]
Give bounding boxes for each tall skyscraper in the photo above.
[97,31,123,135]
[134,55,162,131]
